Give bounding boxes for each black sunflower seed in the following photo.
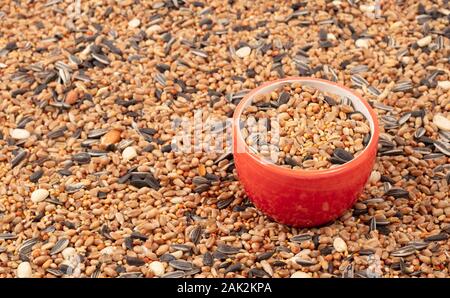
[425,233,449,242]
[125,256,146,266]
[32,212,45,222]
[205,173,220,181]
[385,188,410,198]
[118,172,131,184]
[319,246,333,255]
[71,128,82,139]
[130,232,148,241]
[129,173,161,190]
[169,260,193,271]
[369,217,377,232]
[92,53,110,65]
[217,197,233,209]
[312,235,320,249]
[100,225,113,240]
[160,253,176,262]
[139,127,158,136]
[0,233,17,240]
[11,150,27,168]
[255,251,275,262]
[272,260,286,267]
[171,244,192,252]
[391,245,416,257]
[46,268,63,277]
[284,157,298,167]
[161,144,172,153]
[192,176,210,185]
[50,238,69,255]
[162,271,185,278]
[58,264,72,275]
[217,244,240,254]
[58,168,72,176]
[115,98,137,107]
[332,148,354,163]
[30,169,44,182]
[376,225,391,235]
[380,175,395,184]
[359,249,375,255]
[47,126,67,139]
[72,152,91,164]
[16,116,33,128]
[295,258,316,266]
[323,95,337,106]
[212,251,228,261]
[330,156,345,164]
[203,252,213,266]
[278,92,290,105]
[190,226,203,244]
[434,140,450,156]
[290,234,312,243]
[194,183,210,193]
[409,241,428,250]
[248,268,268,278]
[363,133,371,146]
[124,237,133,250]
[411,109,425,117]
[225,262,243,273]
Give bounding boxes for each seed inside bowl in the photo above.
[240,82,371,170]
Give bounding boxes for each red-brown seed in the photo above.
[65,90,79,105]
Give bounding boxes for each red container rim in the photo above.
[233,77,380,179]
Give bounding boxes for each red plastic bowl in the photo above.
[233,77,379,227]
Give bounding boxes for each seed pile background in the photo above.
[1,0,450,278]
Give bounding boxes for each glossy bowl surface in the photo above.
[232,77,379,227]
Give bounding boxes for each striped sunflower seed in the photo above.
[169,260,193,271]
[0,233,17,240]
[391,245,416,257]
[217,244,240,254]
[162,271,185,278]
[50,238,69,255]
[290,234,312,243]
[189,226,203,244]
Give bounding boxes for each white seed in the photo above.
[369,170,381,184]
[171,250,183,259]
[333,237,348,253]
[146,25,162,35]
[291,271,312,278]
[170,197,183,204]
[332,0,342,7]
[433,114,450,132]
[360,4,375,13]
[401,56,411,64]
[437,81,450,90]
[17,262,32,278]
[100,246,115,255]
[149,261,165,277]
[355,38,370,49]
[390,21,403,31]
[327,33,336,41]
[235,46,251,58]
[128,18,140,28]
[260,260,273,277]
[10,128,30,139]
[122,146,137,161]
[31,189,49,203]
[296,249,311,258]
[417,36,432,47]
[62,247,77,260]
